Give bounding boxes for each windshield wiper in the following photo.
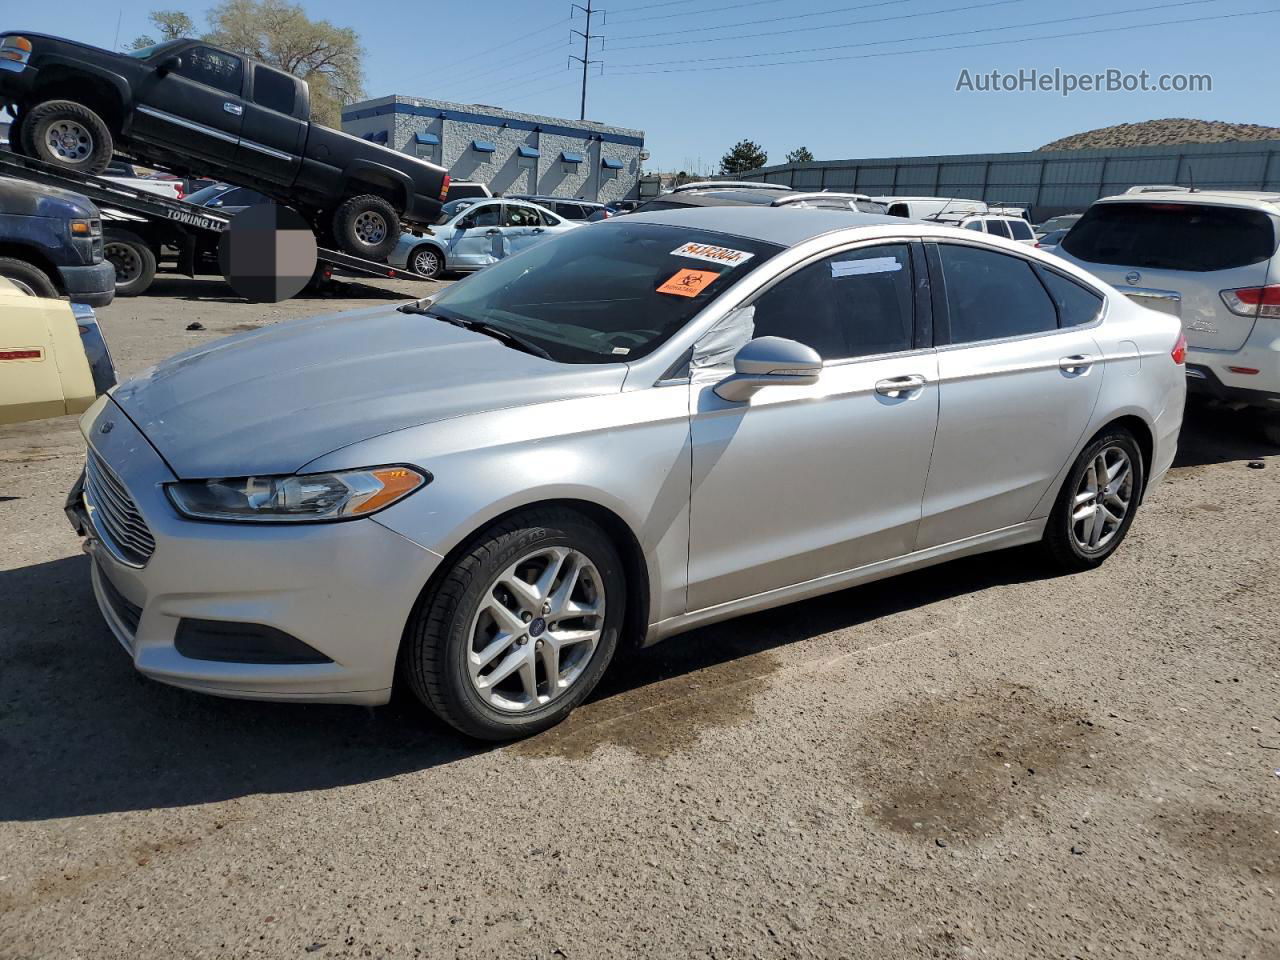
[430,312,553,361]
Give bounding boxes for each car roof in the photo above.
[512,194,603,206]
[1096,189,1280,212]
[623,205,907,246]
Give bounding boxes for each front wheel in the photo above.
[0,256,59,298]
[103,229,157,296]
[409,244,445,279]
[23,100,114,176]
[331,194,401,260]
[1040,429,1145,572]
[401,508,626,740]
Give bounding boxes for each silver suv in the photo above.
[1056,189,1280,434]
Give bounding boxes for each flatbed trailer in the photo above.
[0,150,427,297]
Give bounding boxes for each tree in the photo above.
[130,10,196,50]
[719,140,767,176]
[785,146,814,164]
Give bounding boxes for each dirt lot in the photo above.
[1,277,1278,960]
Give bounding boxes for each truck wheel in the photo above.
[332,195,400,260]
[103,230,157,296]
[0,257,59,298]
[23,100,114,176]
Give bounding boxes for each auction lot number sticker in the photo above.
[671,242,755,267]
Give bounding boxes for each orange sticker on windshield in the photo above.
[657,269,718,298]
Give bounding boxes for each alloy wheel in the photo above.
[412,248,441,277]
[353,210,387,245]
[45,120,93,162]
[1071,445,1134,552]
[466,546,606,712]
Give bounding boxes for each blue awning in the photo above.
[472,139,497,153]
[414,131,439,145]
[601,156,624,170]
[362,130,388,144]
[517,145,540,159]
[560,151,585,164]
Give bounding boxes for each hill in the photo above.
[1039,119,1280,152]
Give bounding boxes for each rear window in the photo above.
[1009,220,1034,241]
[446,183,490,200]
[1062,202,1278,272]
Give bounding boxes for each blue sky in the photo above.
[11,0,1280,171]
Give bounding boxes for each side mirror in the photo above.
[714,336,822,402]
[157,55,182,76]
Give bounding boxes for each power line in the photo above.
[609,0,916,42]
[609,0,1022,51]
[607,6,1280,75]
[611,0,1211,69]
[607,0,784,25]
[468,64,575,103]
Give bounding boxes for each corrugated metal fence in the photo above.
[737,140,1280,218]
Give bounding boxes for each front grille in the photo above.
[84,451,156,566]
[97,563,142,635]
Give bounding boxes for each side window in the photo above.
[887,203,910,218]
[556,202,587,220]
[751,244,915,361]
[964,220,984,232]
[253,65,296,115]
[1008,219,1034,241]
[938,244,1058,344]
[174,46,243,95]
[468,204,501,227]
[503,204,540,227]
[985,219,1013,239]
[1039,269,1104,327]
[539,209,561,227]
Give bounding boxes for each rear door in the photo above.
[235,64,305,186]
[1059,201,1276,351]
[132,44,245,164]
[502,203,547,255]
[918,241,1104,549]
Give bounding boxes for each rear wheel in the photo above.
[409,244,445,279]
[103,229,157,296]
[0,256,59,298]
[23,100,114,176]
[1040,429,1144,572]
[331,195,400,260]
[401,508,625,740]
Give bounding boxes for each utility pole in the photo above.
[570,0,604,121]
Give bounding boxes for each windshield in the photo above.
[185,183,233,205]
[426,221,783,363]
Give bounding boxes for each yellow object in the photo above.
[0,278,98,425]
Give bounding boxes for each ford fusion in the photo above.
[70,207,1186,739]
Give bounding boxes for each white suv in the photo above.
[1056,189,1280,433]
[949,214,1037,246]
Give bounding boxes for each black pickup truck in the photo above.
[0,33,449,258]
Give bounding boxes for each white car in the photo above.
[389,198,579,280]
[874,196,987,220]
[1056,188,1280,435]
[949,214,1038,246]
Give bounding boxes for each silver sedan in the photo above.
[70,207,1186,739]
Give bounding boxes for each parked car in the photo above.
[506,194,610,222]
[874,196,987,220]
[69,206,1184,739]
[1036,228,1070,253]
[633,188,884,216]
[0,33,449,258]
[445,180,492,202]
[0,175,114,305]
[772,192,888,214]
[1036,213,1082,238]
[103,160,183,200]
[184,182,270,216]
[669,181,792,194]
[1055,189,1280,438]
[0,276,115,425]
[948,214,1038,246]
[389,198,577,279]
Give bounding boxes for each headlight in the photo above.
[69,219,102,237]
[166,466,428,523]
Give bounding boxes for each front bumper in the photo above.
[58,261,116,307]
[69,398,443,705]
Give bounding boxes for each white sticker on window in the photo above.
[671,242,755,267]
[831,257,903,278]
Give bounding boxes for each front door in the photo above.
[448,202,504,268]
[234,63,305,186]
[132,44,245,165]
[917,241,1105,549]
[687,242,940,611]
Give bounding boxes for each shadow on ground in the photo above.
[1173,403,1279,469]
[141,273,421,303]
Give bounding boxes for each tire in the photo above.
[23,100,114,176]
[332,195,400,259]
[402,508,626,740]
[1039,428,1145,572]
[408,244,445,279]
[0,256,59,298]
[1256,412,1280,448]
[103,229,157,296]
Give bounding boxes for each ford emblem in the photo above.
[1125,271,1142,286]
[100,420,114,435]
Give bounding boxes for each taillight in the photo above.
[439,174,451,202]
[1221,284,1280,318]
[174,184,184,199]
[1171,331,1187,365]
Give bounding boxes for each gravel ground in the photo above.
[1,278,1278,960]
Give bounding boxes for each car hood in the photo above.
[110,304,627,478]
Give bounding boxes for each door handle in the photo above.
[874,375,927,398]
[531,227,545,234]
[1059,355,1094,374]
[223,102,243,116]
[485,228,502,235]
